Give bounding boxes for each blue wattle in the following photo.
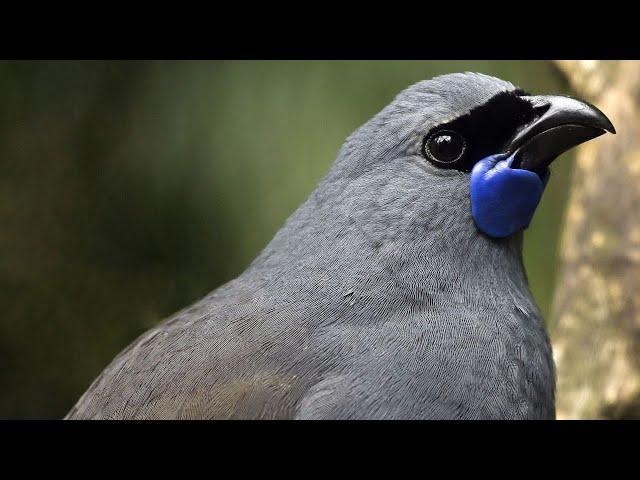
[470,154,549,239]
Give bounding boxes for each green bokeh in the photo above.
[0,61,573,418]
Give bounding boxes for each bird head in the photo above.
[252,72,615,300]
[329,72,614,241]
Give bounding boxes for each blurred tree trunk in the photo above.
[551,60,640,419]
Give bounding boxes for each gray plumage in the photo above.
[66,73,555,420]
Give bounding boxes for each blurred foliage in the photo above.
[0,61,572,418]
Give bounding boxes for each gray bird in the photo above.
[66,72,614,420]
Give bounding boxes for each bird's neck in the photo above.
[244,184,536,315]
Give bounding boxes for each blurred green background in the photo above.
[0,61,573,418]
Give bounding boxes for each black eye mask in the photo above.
[422,90,536,173]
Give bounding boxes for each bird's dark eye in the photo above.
[423,130,466,166]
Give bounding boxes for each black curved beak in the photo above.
[506,95,616,175]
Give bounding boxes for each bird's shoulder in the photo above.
[65,280,318,419]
